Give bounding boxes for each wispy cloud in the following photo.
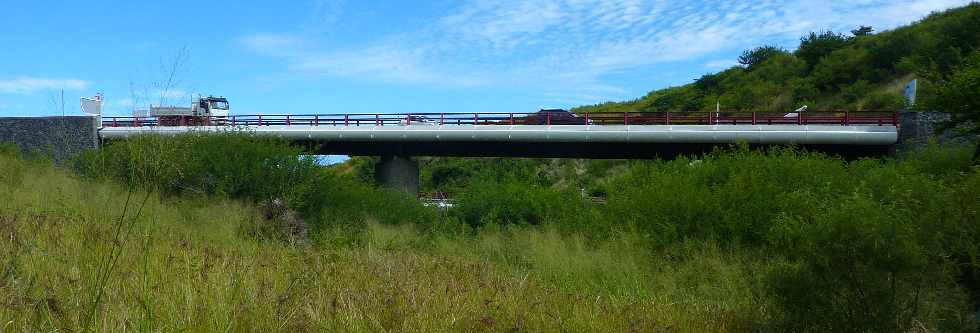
[238,33,307,53]
[115,98,134,108]
[158,89,188,100]
[705,59,737,70]
[0,77,90,95]
[241,0,971,100]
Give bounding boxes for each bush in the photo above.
[598,145,979,330]
[74,133,440,244]
[766,189,972,332]
[74,132,318,202]
[602,147,848,246]
[861,90,907,110]
[453,178,592,229]
[0,143,19,158]
[293,172,439,232]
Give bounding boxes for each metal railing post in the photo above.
[286,115,290,126]
[474,113,479,125]
[584,112,589,125]
[345,114,350,126]
[440,113,444,125]
[258,115,263,126]
[624,113,629,126]
[375,114,380,126]
[751,112,756,125]
[843,111,849,126]
[510,113,514,125]
[665,112,670,125]
[407,114,412,125]
[314,115,319,126]
[547,112,552,125]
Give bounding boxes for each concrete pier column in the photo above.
[375,155,419,194]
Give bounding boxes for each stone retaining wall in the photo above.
[0,116,100,163]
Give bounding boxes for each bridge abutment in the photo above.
[375,155,419,194]
[0,116,100,163]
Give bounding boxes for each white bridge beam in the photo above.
[100,124,898,145]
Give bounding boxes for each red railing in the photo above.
[101,111,900,128]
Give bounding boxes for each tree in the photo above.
[851,25,874,36]
[796,31,851,70]
[922,51,980,160]
[738,45,788,69]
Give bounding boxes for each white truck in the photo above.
[151,95,230,125]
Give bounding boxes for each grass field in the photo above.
[0,152,769,332]
[2,137,978,332]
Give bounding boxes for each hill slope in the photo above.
[572,3,980,113]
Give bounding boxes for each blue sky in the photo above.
[0,0,972,117]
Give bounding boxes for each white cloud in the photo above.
[0,77,90,95]
[291,46,487,87]
[242,0,972,100]
[705,59,737,70]
[159,89,188,99]
[310,0,346,27]
[115,98,134,108]
[238,34,306,54]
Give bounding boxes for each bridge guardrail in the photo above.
[101,111,900,128]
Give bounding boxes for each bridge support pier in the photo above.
[375,155,419,194]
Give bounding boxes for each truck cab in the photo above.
[198,96,230,118]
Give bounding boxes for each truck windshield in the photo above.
[210,101,229,110]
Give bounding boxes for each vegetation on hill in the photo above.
[572,3,980,114]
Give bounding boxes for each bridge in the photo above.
[98,111,899,192]
[100,111,898,155]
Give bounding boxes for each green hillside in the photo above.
[572,3,980,113]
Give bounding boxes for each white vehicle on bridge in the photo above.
[398,115,439,126]
[151,95,230,125]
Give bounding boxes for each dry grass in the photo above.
[0,155,768,332]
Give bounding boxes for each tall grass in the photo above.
[3,136,978,331]
[0,150,763,331]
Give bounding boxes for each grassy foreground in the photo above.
[3,136,979,332]
[1,152,765,332]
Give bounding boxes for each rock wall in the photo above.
[896,111,976,155]
[899,112,953,143]
[0,116,100,163]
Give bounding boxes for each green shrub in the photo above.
[293,172,439,233]
[602,147,848,246]
[73,132,318,201]
[453,178,592,229]
[862,90,907,110]
[766,189,972,332]
[596,145,979,330]
[0,143,25,187]
[0,142,19,158]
